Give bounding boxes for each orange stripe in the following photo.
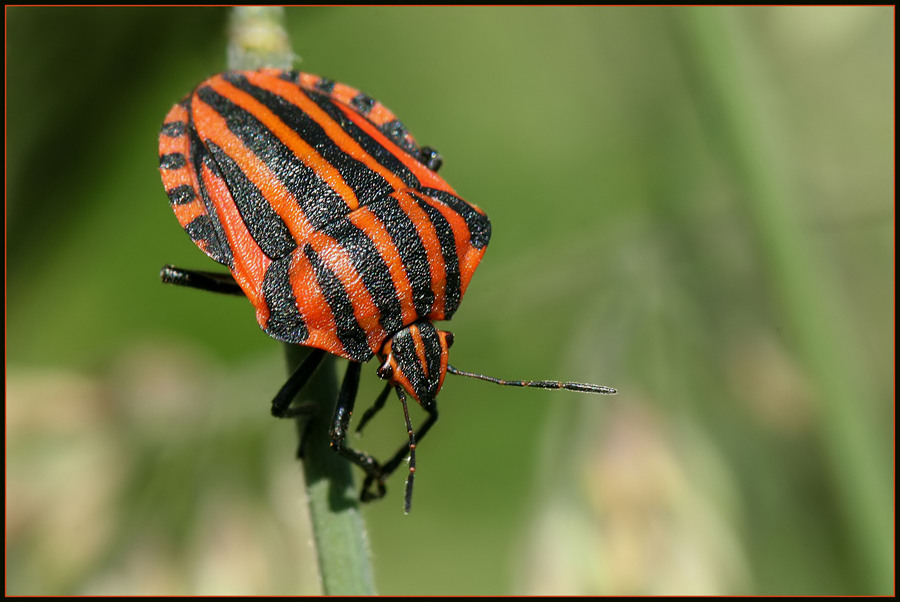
[330,82,360,107]
[348,207,419,327]
[409,324,430,379]
[208,74,361,213]
[199,162,269,309]
[366,102,396,128]
[303,233,387,355]
[158,105,195,207]
[337,105,458,195]
[298,72,319,90]
[240,72,371,209]
[286,249,345,358]
[171,201,206,230]
[191,87,319,243]
[394,191,446,318]
[159,105,214,247]
[422,194,475,315]
[458,246,487,298]
[301,75,409,138]
[248,72,412,193]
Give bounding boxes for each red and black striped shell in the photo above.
[158,69,491,366]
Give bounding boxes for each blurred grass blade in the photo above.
[673,7,891,593]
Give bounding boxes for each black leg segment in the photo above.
[355,382,392,434]
[160,264,245,296]
[329,361,386,498]
[270,348,327,417]
[361,394,439,509]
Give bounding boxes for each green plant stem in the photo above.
[283,347,377,595]
[675,8,891,592]
[227,7,376,595]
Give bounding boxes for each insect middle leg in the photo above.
[273,355,386,495]
[270,348,328,418]
[160,265,244,296]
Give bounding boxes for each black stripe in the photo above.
[409,191,461,317]
[367,195,434,318]
[378,119,415,154]
[350,93,375,115]
[160,121,186,137]
[184,215,232,267]
[305,245,372,362]
[321,217,404,337]
[390,328,424,389]
[419,322,443,386]
[278,70,301,84]
[422,188,491,249]
[187,128,233,268]
[197,81,364,230]
[314,77,336,94]
[204,140,296,260]
[220,74,396,211]
[303,88,423,187]
[159,153,186,170]
[167,184,195,205]
[184,215,213,243]
[263,254,309,344]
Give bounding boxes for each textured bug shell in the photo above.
[159,69,490,362]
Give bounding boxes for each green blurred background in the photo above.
[6,6,893,595]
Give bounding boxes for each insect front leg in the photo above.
[355,382,392,434]
[330,361,387,500]
[160,265,245,296]
[361,397,439,508]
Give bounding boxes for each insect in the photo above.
[158,69,616,512]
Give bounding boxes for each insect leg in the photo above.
[160,264,245,296]
[329,361,385,498]
[270,348,327,418]
[361,395,439,509]
[355,382,392,434]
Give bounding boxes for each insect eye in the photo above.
[445,332,455,348]
[377,361,394,380]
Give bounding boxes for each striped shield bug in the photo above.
[158,69,616,512]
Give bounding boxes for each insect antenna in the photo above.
[446,365,617,395]
[393,387,418,514]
